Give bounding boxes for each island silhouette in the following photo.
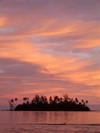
[9,94,90,111]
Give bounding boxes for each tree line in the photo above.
[9,94,90,111]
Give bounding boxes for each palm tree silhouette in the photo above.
[8,99,15,110]
[15,98,18,106]
[81,100,84,104]
[11,94,90,111]
[15,98,18,101]
[54,95,59,103]
[49,96,52,104]
[85,100,88,105]
[41,95,45,103]
[11,99,14,103]
[75,98,79,104]
[59,97,63,103]
[63,94,68,102]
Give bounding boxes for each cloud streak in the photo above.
[0,0,100,109]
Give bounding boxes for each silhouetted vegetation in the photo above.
[9,94,90,111]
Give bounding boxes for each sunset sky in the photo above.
[0,0,100,110]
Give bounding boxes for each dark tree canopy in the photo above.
[9,94,90,111]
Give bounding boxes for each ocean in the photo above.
[0,111,100,133]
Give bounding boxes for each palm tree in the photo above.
[81,100,84,104]
[44,97,47,103]
[15,98,18,101]
[23,97,27,101]
[34,95,40,103]
[15,98,18,106]
[23,97,29,104]
[41,95,45,103]
[11,99,14,103]
[70,98,73,102]
[63,94,68,102]
[54,95,59,103]
[75,98,79,104]
[8,99,14,110]
[59,97,63,104]
[86,100,88,104]
[49,96,52,104]
[85,100,88,106]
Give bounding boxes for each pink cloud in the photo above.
[0,0,100,110]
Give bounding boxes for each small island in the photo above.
[9,94,90,111]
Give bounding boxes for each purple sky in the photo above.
[0,0,100,110]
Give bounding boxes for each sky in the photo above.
[0,0,100,110]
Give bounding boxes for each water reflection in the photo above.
[0,111,100,124]
[0,111,100,133]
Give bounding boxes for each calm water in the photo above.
[0,111,100,133]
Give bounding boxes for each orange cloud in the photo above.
[0,0,100,109]
[0,17,7,27]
